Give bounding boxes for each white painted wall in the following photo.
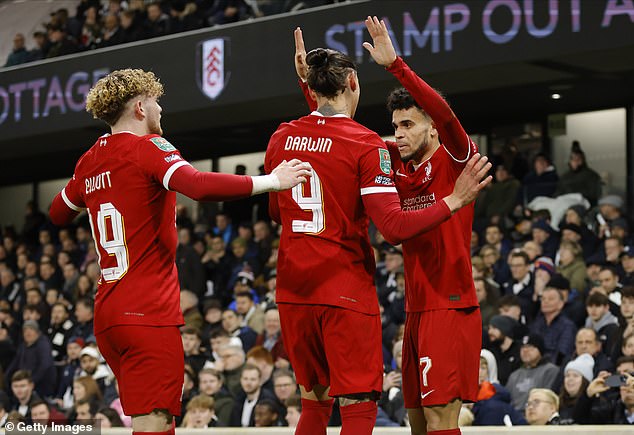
[552,108,627,197]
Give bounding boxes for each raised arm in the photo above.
[294,27,318,111]
[363,16,472,161]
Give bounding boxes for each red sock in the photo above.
[339,401,377,435]
[428,429,461,435]
[295,398,334,435]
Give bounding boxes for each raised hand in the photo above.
[271,159,312,190]
[362,15,397,68]
[294,27,308,82]
[444,154,492,213]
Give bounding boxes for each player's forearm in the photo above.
[169,164,254,201]
[299,79,318,112]
[49,192,80,226]
[363,193,451,245]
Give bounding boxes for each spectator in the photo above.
[168,1,202,34]
[532,256,554,302]
[557,240,586,293]
[375,245,403,307]
[284,395,301,427]
[521,152,558,204]
[471,349,526,426]
[525,388,562,425]
[79,6,101,50]
[597,195,625,237]
[205,0,248,26]
[78,347,113,395]
[99,14,123,48]
[476,164,520,222]
[555,141,602,205]
[4,33,29,67]
[180,290,203,331]
[230,364,276,427]
[272,368,298,415]
[5,320,56,397]
[201,299,223,344]
[246,346,275,393]
[45,25,78,59]
[378,340,405,426]
[30,400,67,425]
[198,368,234,426]
[119,9,143,43]
[573,356,634,424]
[47,302,75,363]
[0,390,10,427]
[201,236,232,304]
[530,286,577,365]
[531,219,559,260]
[181,327,207,375]
[475,277,499,328]
[94,407,124,428]
[558,353,593,424]
[503,250,536,322]
[546,274,586,329]
[585,292,620,359]
[254,399,281,427]
[55,337,84,409]
[9,370,41,418]
[177,229,206,297]
[215,343,246,397]
[603,237,625,272]
[486,315,522,385]
[522,240,543,263]
[73,398,97,424]
[72,298,94,342]
[143,1,170,38]
[72,376,103,411]
[182,394,220,428]
[592,266,623,317]
[235,291,264,335]
[506,334,560,411]
[484,224,513,258]
[560,221,598,263]
[0,323,16,374]
[498,295,530,337]
[255,307,289,368]
[222,308,257,352]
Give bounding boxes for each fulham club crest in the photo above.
[197,38,231,101]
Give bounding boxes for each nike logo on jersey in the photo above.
[396,170,408,177]
[421,389,435,399]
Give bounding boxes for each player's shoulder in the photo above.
[138,134,178,153]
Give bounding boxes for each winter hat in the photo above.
[521,333,545,356]
[534,257,555,275]
[564,353,594,382]
[598,195,623,210]
[489,315,517,338]
[546,274,570,291]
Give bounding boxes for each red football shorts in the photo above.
[402,308,481,408]
[278,303,383,397]
[96,325,184,416]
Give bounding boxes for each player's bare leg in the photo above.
[296,384,333,435]
[407,407,427,435]
[132,409,172,433]
[424,399,462,434]
[338,393,378,435]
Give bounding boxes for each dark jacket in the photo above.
[555,165,602,206]
[521,168,558,204]
[213,388,235,427]
[573,389,634,424]
[4,47,30,67]
[472,383,527,426]
[229,387,276,427]
[5,335,56,397]
[529,311,577,366]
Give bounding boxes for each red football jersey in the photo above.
[60,132,188,334]
[387,57,479,312]
[265,113,398,315]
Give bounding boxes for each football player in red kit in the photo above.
[363,16,482,435]
[49,69,311,435]
[271,33,491,435]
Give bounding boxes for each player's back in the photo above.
[73,132,182,334]
[266,114,394,315]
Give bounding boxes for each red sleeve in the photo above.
[387,57,477,164]
[168,164,253,201]
[363,193,451,245]
[299,79,318,112]
[50,169,86,226]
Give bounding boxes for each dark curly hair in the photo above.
[386,87,420,113]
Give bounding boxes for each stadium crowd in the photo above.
[3,0,349,68]
[0,138,633,429]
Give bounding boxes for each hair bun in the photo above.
[306,48,329,69]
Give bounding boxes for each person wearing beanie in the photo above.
[560,352,598,425]
[486,315,522,385]
[533,256,555,301]
[4,320,56,397]
[531,220,560,260]
[546,273,586,328]
[506,334,560,412]
[560,222,599,262]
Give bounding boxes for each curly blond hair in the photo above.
[85,69,164,126]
